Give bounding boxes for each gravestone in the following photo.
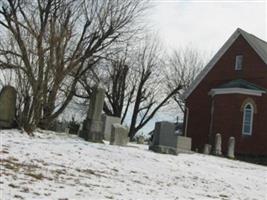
[49,120,69,133]
[214,133,222,156]
[227,137,235,159]
[65,127,70,134]
[77,124,83,136]
[68,121,80,135]
[149,121,192,155]
[110,123,129,146]
[176,136,192,151]
[203,144,212,154]
[137,135,145,144]
[101,114,121,141]
[81,85,105,142]
[0,86,17,128]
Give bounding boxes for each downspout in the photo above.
[184,107,189,137]
[208,96,215,144]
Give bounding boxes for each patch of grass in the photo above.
[105,196,114,199]
[3,162,19,171]
[20,187,30,193]
[14,194,24,199]
[0,150,9,154]
[1,158,40,173]
[33,192,41,196]
[219,194,229,199]
[8,183,19,188]
[112,168,119,172]
[25,172,45,180]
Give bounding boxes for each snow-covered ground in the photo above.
[1,130,266,200]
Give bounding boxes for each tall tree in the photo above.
[166,47,204,114]
[127,41,182,140]
[0,0,148,132]
[75,46,135,125]
[77,38,183,140]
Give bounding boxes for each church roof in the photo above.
[239,29,267,64]
[184,28,267,99]
[216,79,267,92]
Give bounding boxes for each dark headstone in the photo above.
[149,121,192,155]
[0,86,16,128]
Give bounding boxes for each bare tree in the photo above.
[166,47,204,114]
[75,46,135,124]
[0,0,148,132]
[127,40,182,140]
[76,38,183,140]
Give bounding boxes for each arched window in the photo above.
[242,103,254,135]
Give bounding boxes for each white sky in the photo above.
[149,0,267,54]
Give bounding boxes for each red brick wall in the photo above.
[185,35,267,155]
[212,94,267,155]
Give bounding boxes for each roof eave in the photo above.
[208,87,266,97]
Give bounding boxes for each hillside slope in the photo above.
[1,130,266,200]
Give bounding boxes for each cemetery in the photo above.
[0,44,265,198]
[0,80,265,199]
[0,83,238,159]
[0,0,266,199]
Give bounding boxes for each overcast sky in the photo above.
[139,0,267,134]
[149,0,266,54]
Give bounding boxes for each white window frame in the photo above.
[235,55,243,70]
[242,103,254,135]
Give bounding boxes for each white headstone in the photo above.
[110,123,129,146]
[214,133,222,156]
[227,137,235,159]
[102,114,121,141]
[203,144,212,154]
[137,135,145,144]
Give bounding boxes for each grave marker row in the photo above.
[204,133,235,159]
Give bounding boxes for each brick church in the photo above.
[184,28,267,158]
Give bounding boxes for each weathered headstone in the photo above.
[48,120,69,133]
[101,114,121,141]
[77,124,83,136]
[0,86,16,128]
[149,121,192,155]
[68,122,80,135]
[81,85,105,142]
[227,137,235,159]
[65,127,70,134]
[203,144,212,154]
[110,123,129,146]
[176,136,192,151]
[214,133,222,156]
[137,135,145,144]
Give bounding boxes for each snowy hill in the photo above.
[1,130,266,200]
